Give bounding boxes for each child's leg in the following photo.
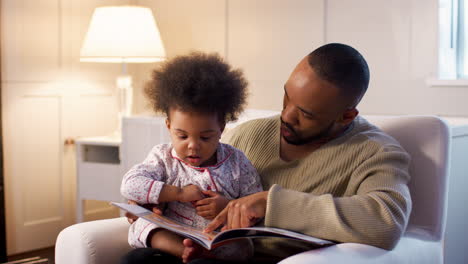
[149,229,186,258]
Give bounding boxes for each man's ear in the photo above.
[338,108,359,126]
[165,118,170,130]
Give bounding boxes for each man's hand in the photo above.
[194,190,230,220]
[125,200,163,224]
[204,191,268,233]
[178,185,204,203]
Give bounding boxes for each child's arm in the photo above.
[194,150,263,220]
[194,190,230,220]
[120,146,168,204]
[159,184,204,203]
[122,174,204,204]
[121,145,203,204]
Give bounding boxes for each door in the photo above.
[1,0,123,254]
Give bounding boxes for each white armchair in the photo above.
[55,115,451,264]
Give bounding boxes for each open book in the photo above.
[112,202,335,250]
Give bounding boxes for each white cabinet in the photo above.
[443,118,468,264]
[75,136,121,223]
[121,116,171,174]
[74,117,171,223]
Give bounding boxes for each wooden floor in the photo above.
[4,247,54,264]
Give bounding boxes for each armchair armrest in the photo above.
[55,217,132,264]
[278,236,443,264]
[55,219,443,264]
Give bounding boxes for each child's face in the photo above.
[166,108,224,167]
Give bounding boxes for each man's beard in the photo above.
[280,118,334,146]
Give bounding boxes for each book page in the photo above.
[111,202,217,249]
[213,226,334,246]
[112,202,334,249]
[144,213,216,241]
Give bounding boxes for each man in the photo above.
[126,43,411,264]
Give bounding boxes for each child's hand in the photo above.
[125,200,164,224]
[142,203,165,215]
[194,190,230,220]
[125,200,139,224]
[178,185,204,203]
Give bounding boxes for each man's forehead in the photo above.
[295,56,312,72]
[284,70,344,115]
[288,59,313,85]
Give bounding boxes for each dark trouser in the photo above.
[120,248,278,264]
[120,248,183,264]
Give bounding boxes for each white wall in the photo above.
[326,0,466,117]
[134,0,468,117]
[133,0,227,114]
[134,0,324,114]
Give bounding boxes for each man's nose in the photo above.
[282,104,298,125]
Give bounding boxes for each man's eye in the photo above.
[302,112,313,119]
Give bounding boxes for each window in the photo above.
[439,0,468,79]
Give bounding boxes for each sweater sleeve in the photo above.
[264,145,411,250]
[120,145,167,204]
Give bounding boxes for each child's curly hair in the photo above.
[145,52,248,123]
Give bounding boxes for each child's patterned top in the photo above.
[121,143,262,248]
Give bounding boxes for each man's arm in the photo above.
[264,146,411,250]
[206,146,411,250]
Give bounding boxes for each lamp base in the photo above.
[116,75,133,133]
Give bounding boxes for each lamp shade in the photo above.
[80,6,166,63]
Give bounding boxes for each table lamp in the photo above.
[80,5,166,132]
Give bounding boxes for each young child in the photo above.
[120,52,263,262]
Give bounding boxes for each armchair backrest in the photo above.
[365,115,451,241]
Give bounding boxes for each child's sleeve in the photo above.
[120,145,168,204]
[238,152,263,197]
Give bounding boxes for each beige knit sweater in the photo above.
[222,115,411,258]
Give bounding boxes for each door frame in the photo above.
[0,0,9,259]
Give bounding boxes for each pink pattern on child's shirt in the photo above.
[121,143,262,248]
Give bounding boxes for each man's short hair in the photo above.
[307,43,370,107]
